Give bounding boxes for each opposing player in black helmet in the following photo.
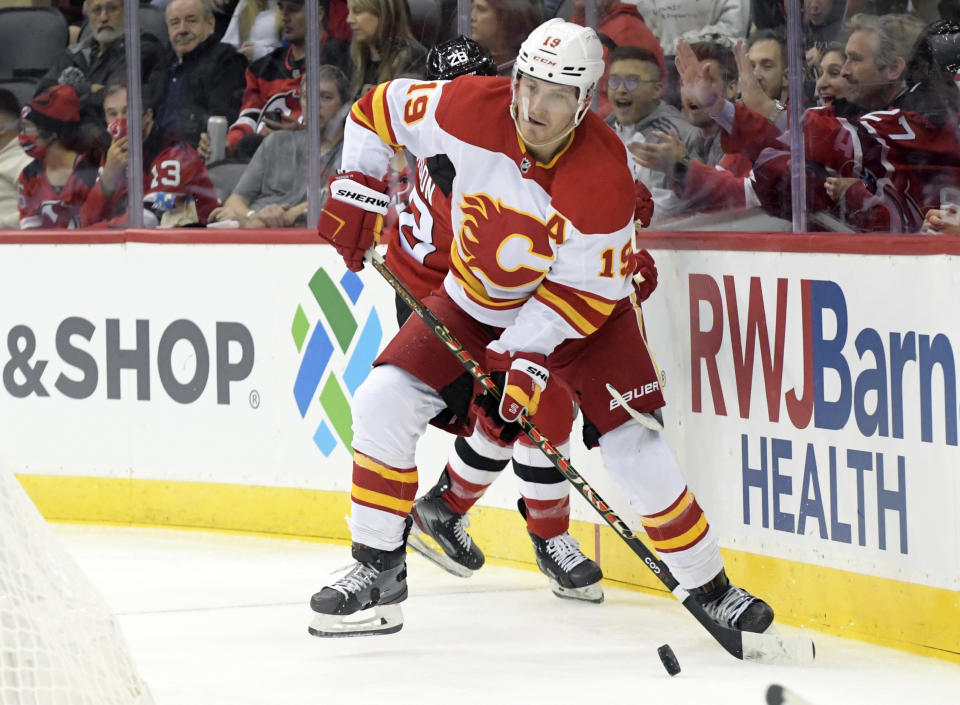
[426,35,499,80]
[381,34,606,606]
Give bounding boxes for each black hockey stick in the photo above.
[365,249,814,665]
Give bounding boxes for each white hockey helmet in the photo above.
[513,18,605,128]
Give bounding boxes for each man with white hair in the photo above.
[309,18,775,639]
[153,0,247,153]
[37,0,166,97]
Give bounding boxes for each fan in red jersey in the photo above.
[17,85,99,229]
[226,0,350,158]
[310,19,775,639]
[81,81,220,228]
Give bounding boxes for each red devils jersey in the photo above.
[346,77,636,355]
[678,153,757,212]
[227,45,304,152]
[18,156,99,229]
[384,156,454,302]
[82,143,219,227]
[724,102,960,232]
[226,38,349,152]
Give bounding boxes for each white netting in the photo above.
[0,469,154,705]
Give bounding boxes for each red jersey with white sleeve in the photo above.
[227,45,303,153]
[347,77,636,356]
[18,156,99,229]
[82,142,220,227]
[383,156,454,302]
[721,100,960,231]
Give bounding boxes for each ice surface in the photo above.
[53,525,960,705]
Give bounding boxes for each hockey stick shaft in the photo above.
[366,250,812,664]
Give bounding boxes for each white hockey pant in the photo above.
[598,422,724,589]
[348,364,446,551]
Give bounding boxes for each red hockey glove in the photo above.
[486,345,549,423]
[317,171,390,272]
[634,180,654,229]
[628,247,658,302]
[472,390,523,446]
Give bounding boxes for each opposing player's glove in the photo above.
[472,390,523,446]
[629,247,658,302]
[317,171,390,271]
[487,345,549,422]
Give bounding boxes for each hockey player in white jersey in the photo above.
[310,18,774,638]
[384,35,604,603]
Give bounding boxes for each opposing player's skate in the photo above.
[408,470,485,578]
[692,569,774,633]
[529,530,604,603]
[308,542,408,637]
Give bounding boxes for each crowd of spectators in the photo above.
[0,0,957,233]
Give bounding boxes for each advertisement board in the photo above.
[1,231,957,659]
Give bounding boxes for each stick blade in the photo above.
[743,630,816,665]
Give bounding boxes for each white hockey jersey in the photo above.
[344,76,637,356]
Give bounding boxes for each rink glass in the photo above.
[76,1,956,232]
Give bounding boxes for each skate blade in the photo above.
[548,578,605,604]
[308,604,403,638]
[407,530,474,578]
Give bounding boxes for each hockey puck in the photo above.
[657,643,681,676]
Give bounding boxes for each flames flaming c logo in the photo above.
[455,193,564,290]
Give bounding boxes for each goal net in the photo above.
[0,468,154,705]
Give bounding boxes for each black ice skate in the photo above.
[308,542,408,637]
[408,471,484,578]
[691,569,774,633]
[528,530,604,603]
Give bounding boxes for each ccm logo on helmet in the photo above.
[532,55,558,67]
[333,186,389,210]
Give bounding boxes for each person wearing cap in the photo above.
[226,0,350,158]
[0,90,32,230]
[17,86,100,230]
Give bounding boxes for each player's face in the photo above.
[279,1,306,43]
[606,58,662,125]
[816,49,847,106]
[514,74,579,148]
[86,0,123,43]
[166,0,215,60]
[103,89,127,124]
[841,30,894,110]
[346,0,379,45]
[471,0,498,50]
[747,39,785,101]
[803,0,834,26]
[682,59,734,127]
